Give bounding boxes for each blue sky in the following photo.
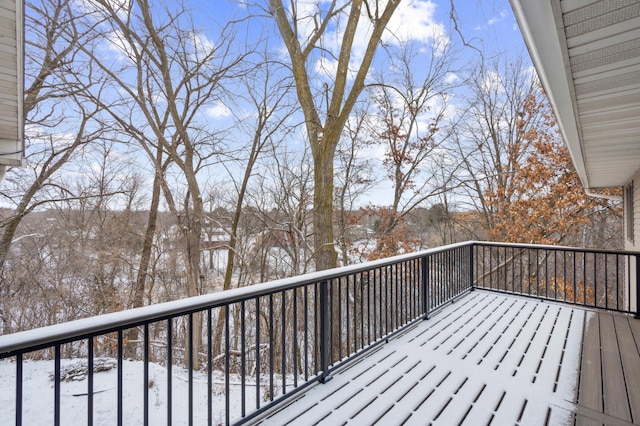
[154,0,531,208]
[209,0,527,57]
[15,0,533,212]
[194,0,529,122]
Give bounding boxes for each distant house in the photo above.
[0,0,24,171]
[201,226,230,251]
[510,0,640,308]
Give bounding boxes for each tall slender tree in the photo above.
[212,52,295,355]
[452,56,544,236]
[268,0,401,270]
[79,0,247,365]
[364,40,457,257]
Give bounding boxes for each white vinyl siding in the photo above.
[0,0,23,166]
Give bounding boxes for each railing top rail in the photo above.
[473,240,640,256]
[0,241,473,357]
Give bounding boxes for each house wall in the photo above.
[624,171,640,250]
[624,171,640,312]
[0,0,23,166]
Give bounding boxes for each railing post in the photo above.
[422,255,430,320]
[469,243,475,291]
[635,255,640,319]
[16,353,22,426]
[319,280,332,383]
[54,344,61,426]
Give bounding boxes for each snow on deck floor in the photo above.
[252,291,589,426]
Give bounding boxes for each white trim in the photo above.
[0,0,24,167]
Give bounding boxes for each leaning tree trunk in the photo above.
[125,148,164,358]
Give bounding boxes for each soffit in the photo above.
[510,0,640,189]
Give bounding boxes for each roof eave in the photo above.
[509,0,590,189]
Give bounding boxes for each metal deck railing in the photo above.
[0,241,638,425]
[472,242,640,314]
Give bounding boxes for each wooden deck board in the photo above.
[599,313,631,422]
[613,315,640,424]
[576,313,603,426]
[248,292,640,426]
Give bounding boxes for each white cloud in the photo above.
[360,142,386,161]
[384,0,449,52]
[444,72,459,85]
[189,31,215,62]
[75,0,131,22]
[523,65,538,83]
[309,0,449,81]
[315,56,339,78]
[205,102,232,119]
[475,9,509,31]
[105,28,135,60]
[487,10,508,26]
[25,125,76,150]
[291,0,340,48]
[481,70,503,93]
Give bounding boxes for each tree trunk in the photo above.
[125,149,164,358]
[312,148,338,271]
[184,213,203,368]
[131,157,163,309]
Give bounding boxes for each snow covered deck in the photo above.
[248,291,640,426]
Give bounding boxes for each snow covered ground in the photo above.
[0,358,272,425]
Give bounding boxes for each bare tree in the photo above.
[363,40,458,257]
[334,104,376,265]
[266,146,315,277]
[452,55,544,234]
[77,0,248,365]
[129,142,169,311]
[0,0,106,275]
[246,145,315,282]
[221,51,295,292]
[211,51,295,355]
[268,0,402,270]
[1,141,143,333]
